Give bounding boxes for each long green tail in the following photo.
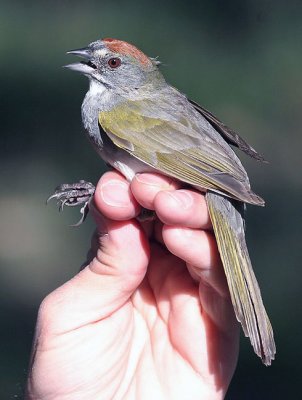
[206,191,276,365]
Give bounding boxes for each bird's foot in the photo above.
[47,180,95,226]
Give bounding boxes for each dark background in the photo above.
[1,0,301,398]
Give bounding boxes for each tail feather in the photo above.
[206,191,276,365]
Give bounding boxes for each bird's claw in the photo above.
[47,180,95,225]
[70,202,90,227]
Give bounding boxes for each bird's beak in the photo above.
[66,47,91,58]
[64,47,97,75]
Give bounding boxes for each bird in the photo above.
[48,38,276,365]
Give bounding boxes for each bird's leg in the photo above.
[47,180,95,226]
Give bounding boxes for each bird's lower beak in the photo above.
[64,47,97,74]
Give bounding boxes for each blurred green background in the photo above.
[1,0,301,398]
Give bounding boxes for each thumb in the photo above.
[39,173,150,334]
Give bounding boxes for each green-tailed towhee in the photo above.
[49,38,276,365]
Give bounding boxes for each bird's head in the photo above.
[65,38,165,95]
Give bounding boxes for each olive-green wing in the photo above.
[99,97,263,205]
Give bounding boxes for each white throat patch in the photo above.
[88,79,107,96]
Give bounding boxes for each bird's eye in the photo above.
[108,57,121,69]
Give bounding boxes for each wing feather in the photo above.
[99,92,264,205]
[189,99,267,162]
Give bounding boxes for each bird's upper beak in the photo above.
[67,47,91,58]
[64,47,97,74]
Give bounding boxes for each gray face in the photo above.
[65,41,163,93]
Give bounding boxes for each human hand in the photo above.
[26,171,239,400]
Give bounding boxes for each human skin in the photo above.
[26,171,239,400]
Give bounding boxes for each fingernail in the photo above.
[100,180,131,207]
[136,173,172,187]
[166,190,193,210]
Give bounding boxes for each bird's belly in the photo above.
[103,148,157,182]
